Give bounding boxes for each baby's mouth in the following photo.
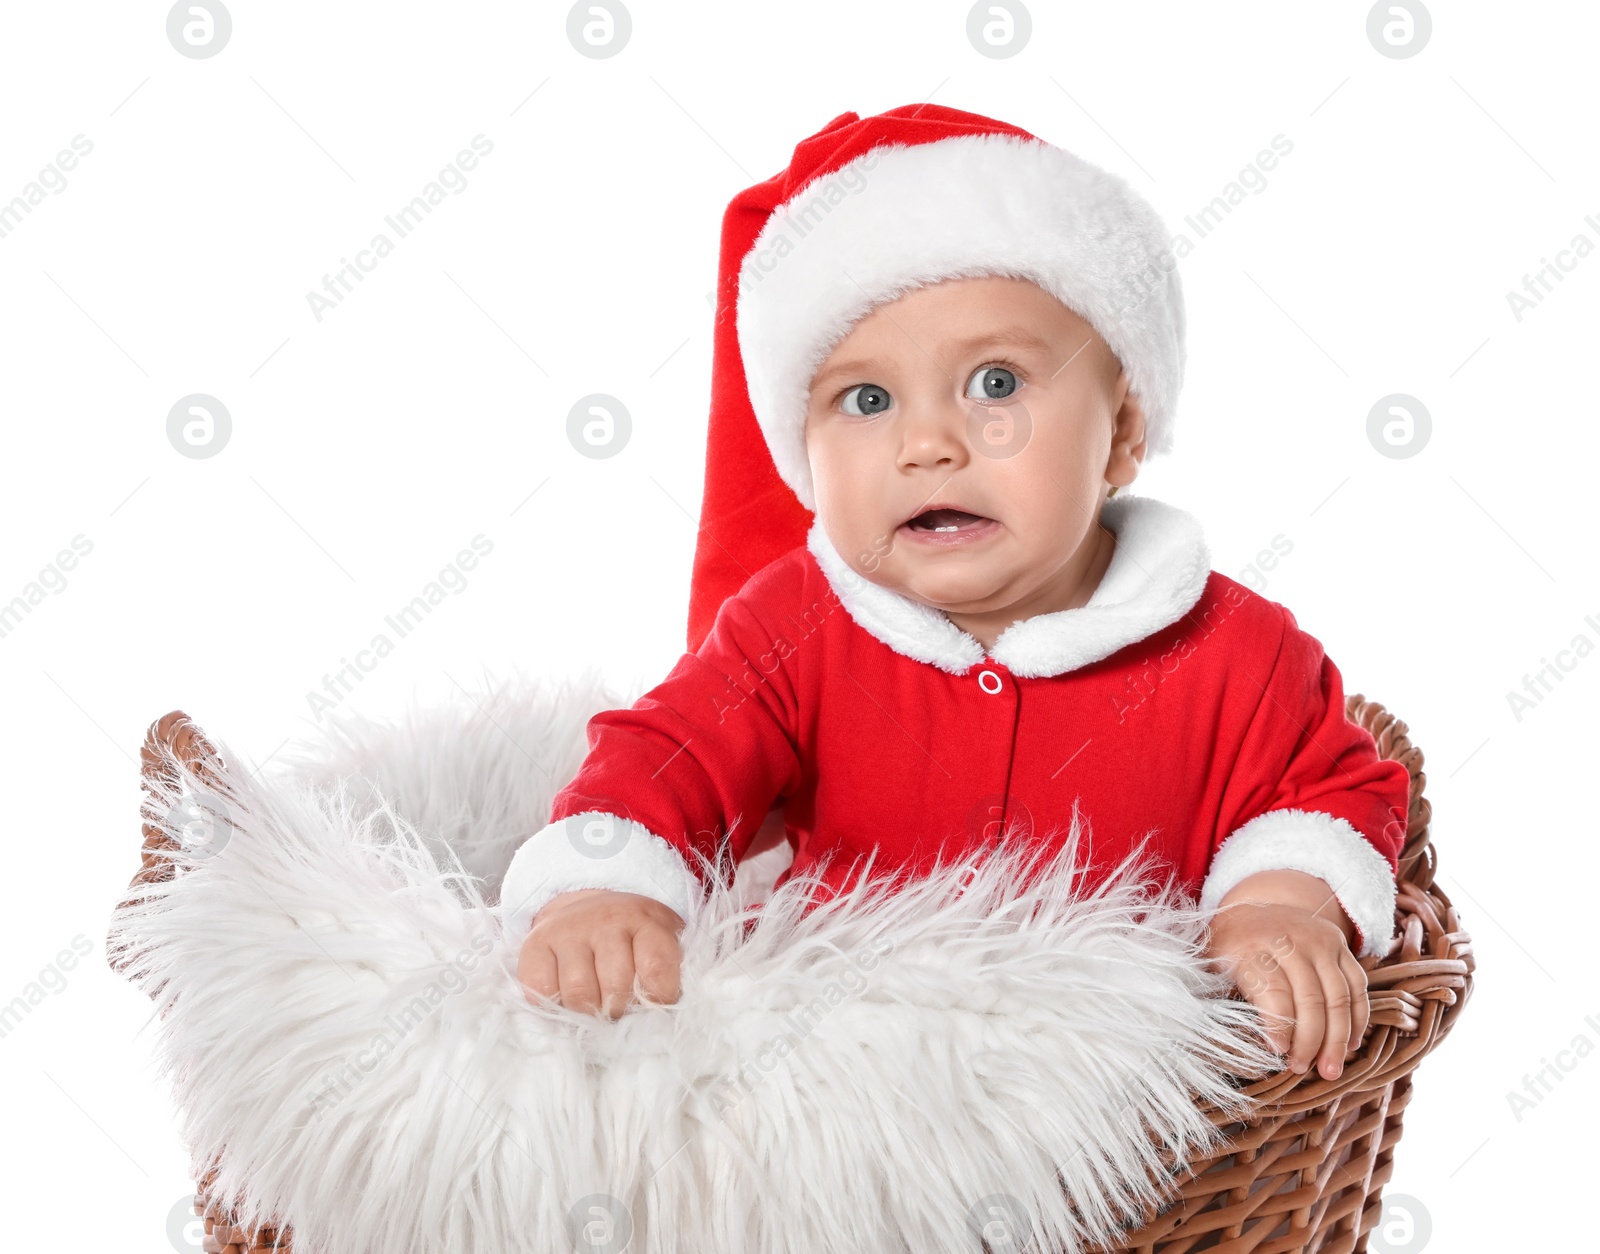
[906,507,989,532]
[899,506,1000,545]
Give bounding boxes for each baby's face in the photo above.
[803,275,1145,619]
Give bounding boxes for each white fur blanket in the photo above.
[110,672,1280,1254]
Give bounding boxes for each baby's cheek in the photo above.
[812,492,875,564]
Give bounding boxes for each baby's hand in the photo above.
[517,888,685,1018]
[1204,898,1368,1081]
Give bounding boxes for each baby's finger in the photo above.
[517,938,561,1005]
[556,942,604,1016]
[633,924,683,1006]
[1281,954,1327,1076]
[1339,947,1369,1056]
[591,932,639,1020]
[1233,964,1296,1056]
[1314,958,1355,1080]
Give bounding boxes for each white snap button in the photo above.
[978,669,1003,695]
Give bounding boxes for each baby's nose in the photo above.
[897,405,974,466]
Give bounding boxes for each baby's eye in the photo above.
[840,383,892,416]
[965,365,1018,401]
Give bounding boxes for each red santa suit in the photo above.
[499,493,1410,959]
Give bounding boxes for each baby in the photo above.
[501,105,1411,1086]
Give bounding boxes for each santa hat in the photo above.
[687,103,1185,652]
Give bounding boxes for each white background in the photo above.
[2,2,1594,1249]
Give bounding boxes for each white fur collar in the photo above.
[805,493,1212,678]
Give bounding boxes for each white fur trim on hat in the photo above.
[1198,807,1399,959]
[736,131,1186,510]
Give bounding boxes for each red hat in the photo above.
[687,103,1185,652]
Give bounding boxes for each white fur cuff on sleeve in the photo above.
[1199,807,1399,959]
[496,811,701,940]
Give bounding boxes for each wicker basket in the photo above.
[109,693,1472,1254]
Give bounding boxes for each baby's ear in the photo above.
[1112,381,1149,461]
